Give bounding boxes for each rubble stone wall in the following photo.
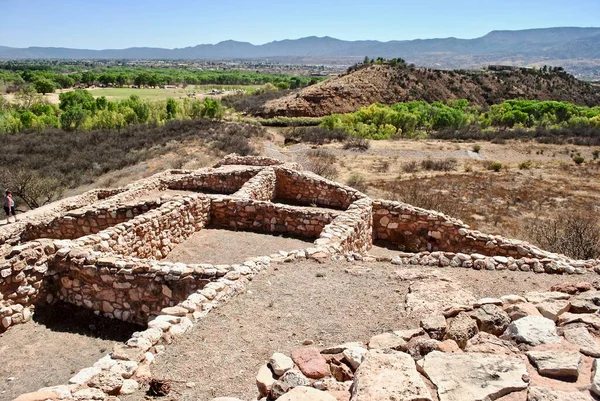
[0,240,54,332]
[233,168,276,201]
[316,198,374,254]
[74,195,211,260]
[165,167,261,194]
[372,200,562,261]
[211,197,340,239]
[274,168,364,209]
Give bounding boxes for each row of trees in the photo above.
[0,65,322,94]
[0,88,225,133]
[320,100,600,139]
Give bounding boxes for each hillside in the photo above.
[259,64,600,118]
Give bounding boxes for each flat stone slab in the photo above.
[525,350,581,380]
[592,359,600,397]
[291,347,330,379]
[563,327,600,357]
[527,386,593,401]
[525,292,570,304]
[351,350,432,401]
[279,386,337,400]
[368,332,407,351]
[502,316,560,346]
[419,351,528,401]
[535,300,570,322]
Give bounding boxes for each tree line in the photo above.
[320,100,600,139]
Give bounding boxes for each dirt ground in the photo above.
[131,259,598,401]
[0,302,142,400]
[165,228,313,265]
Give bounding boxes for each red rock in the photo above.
[291,347,331,379]
[328,390,351,401]
[13,390,59,401]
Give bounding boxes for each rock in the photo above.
[368,332,407,351]
[342,346,368,370]
[111,343,145,362]
[330,361,354,382]
[444,312,478,349]
[88,371,124,395]
[110,360,138,379]
[526,350,581,380]
[438,339,461,353]
[551,282,593,295]
[558,313,600,329]
[72,388,106,400]
[407,336,440,360]
[527,386,593,401]
[328,390,351,401]
[120,379,140,395]
[419,351,528,401]
[502,316,560,346]
[280,369,310,388]
[13,390,60,401]
[270,380,290,400]
[473,304,511,336]
[505,303,542,321]
[593,359,600,397]
[270,353,294,376]
[474,298,503,307]
[570,291,600,314]
[536,300,570,321]
[350,350,433,401]
[321,342,364,354]
[211,398,246,401]
[257,364,276,397]
[69,366,102,385]
[393,328,425,341]
[465,332,520,355]
[501,295,527,305]
[525,292,570,304]
[291,347,330,379]
[279,386,337,401]
[420,312,447,340]
[563,326,600,357]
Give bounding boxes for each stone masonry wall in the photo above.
[316,198,374,254]
[372,200,580,263]
[211,197,340,239]
[165,166,261,194]
[274,167,365,209]
[74,195,211,260]
[232,168,276,201]
[0,240,54,332]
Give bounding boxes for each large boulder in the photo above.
[418,351,528,401]
[350,350,433,401]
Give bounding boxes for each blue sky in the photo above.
[1,0,599,48]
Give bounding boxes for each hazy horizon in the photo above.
[1,0,599,49]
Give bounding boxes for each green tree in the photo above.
[165,98,178,120]
[33,78,56,95]
[60,104,87,131]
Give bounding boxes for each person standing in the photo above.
[3,190,17,223]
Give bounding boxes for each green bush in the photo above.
[487,161,503,172]
[572,155,585,165]
[518,161,533,170]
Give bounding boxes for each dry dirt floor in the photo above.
[128,259,599,401]
[0,302,142,400]
[164,228,313,265]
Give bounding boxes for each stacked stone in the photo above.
[213,153,296,168]
[274,167,364,209]
[165,166,263,195]
[0,240,54,332]
[316,198,373,254]
[387,251,595,274]
[211,198,339,239]
[74,195,211,259]
[231,283,600,401]
[233,168,277,201]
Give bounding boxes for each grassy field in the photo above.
[2,85,260,104]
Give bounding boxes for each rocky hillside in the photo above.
[260,64,600,117]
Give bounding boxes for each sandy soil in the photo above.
[0,302,142,400]
[165,228,313,265]
[131,259,598,401]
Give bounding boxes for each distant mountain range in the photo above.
[1,27,600,74]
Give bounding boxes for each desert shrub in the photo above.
[387,178,462,218]
[283,126,348,145]
[593,150,600,160]
[304,149,338,180]
[525,211,600,259]
[420,158,457,171]
[372,159,390,173]
[472,144,482,153]
[260,117,322,127]
[346,173,369,193]
[518,160,533,170]
[487,161,503,172]
[343,136,370,151]
[402,161,420,173]
[0,168,64,209]
[572,155,585,164]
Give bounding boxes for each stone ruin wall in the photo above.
[232,168,277,201]
[165,166,262,194]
